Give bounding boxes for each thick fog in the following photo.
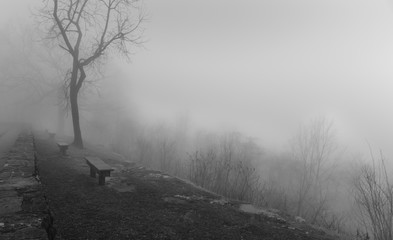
[2,0,393,237]
[1,0,393,154]
[124,0,393,155]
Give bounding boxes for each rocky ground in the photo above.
[31,131,340,240]
[0,132,48,240]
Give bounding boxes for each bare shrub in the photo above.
[188,131,262,202]
[353,151,393,240]
[290,117,339,223]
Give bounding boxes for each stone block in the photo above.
[0,196,22,215]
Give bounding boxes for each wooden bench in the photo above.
[57,142,69,156]
[85,156,114,185]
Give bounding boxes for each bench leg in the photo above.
[98,173,105,185]
[59,146,68,156]
[90,167,96,178]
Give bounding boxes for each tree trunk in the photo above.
[69,57,84,149]
[70,85,83,148]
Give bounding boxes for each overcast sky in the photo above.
[2,0,393,156]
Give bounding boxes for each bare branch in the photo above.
[52,0,74,54]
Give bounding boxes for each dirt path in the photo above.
[0,125,21,171]
[34,133,337,240]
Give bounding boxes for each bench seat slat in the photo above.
[85,156,113,171]
[57,142,69,147]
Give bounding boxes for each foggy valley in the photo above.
[1,1,393,239]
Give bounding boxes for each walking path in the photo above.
[0,126,23,171]
[0,130,338,239]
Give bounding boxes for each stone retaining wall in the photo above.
[0,132,50,239]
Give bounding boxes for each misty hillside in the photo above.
[1,1,393,239]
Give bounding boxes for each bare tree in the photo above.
[290,117,339,222]
[40,0,145,148]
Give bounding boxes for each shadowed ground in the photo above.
[34,132,337,240]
